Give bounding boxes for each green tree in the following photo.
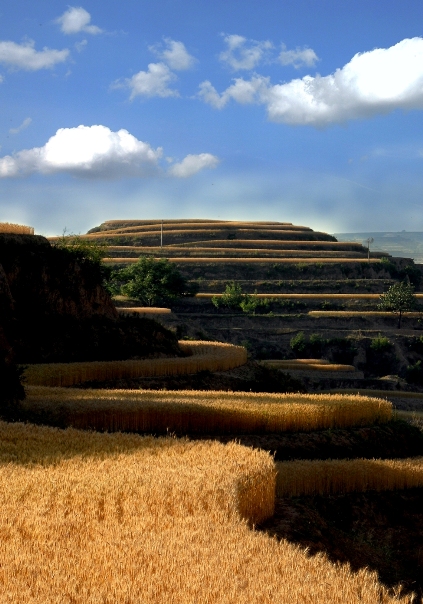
[378,281,417,328]
[111,256,197,306]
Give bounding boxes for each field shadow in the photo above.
[259,488,423,599]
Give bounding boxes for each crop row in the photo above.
[0,420,405,603]
[22,341,247,387]
[88,222,312,235]
[196,293,423,299]
[0,222,34,235]
[276,457,423,497]
[104,256,382,264]
[260,360,356,372]
[108,247,366,258]
[309,310,422,317]
[25,387,392,434]
[116,307,171,316]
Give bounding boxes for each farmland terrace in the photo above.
[75,219,423,387]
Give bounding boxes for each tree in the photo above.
[111,256,197,306]
[378,281,417,328]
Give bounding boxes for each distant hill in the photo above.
[334,232,423,264]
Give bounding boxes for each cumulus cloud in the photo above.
[115,62,179,100]
[150,38,196,70]
[0,125,162,179]
[219,34,272,71]
[200,37,423,127]
[198,75,269,109]
[56,7,102,35]
[9,117,32,135]
[168,153,220,178]
[0,40,69,71]
[278,44,319,68]
[0,125,219,180]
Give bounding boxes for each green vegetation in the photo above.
[370,334,393,353]
[53,231,107,265]
[108,255,198,306]
[378,281,418,328]
[212,282,270,314]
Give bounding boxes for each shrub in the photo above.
[290,332,307,355]
[370,335,393,353]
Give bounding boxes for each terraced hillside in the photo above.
[70,219,423,386]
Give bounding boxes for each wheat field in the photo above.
[23,341,247,387]
[24,387,392,434]
[0,420,412,603]
[260,360,356,372]
[0,222,34,234]
[116,307,172,316]
[276,457,423,497]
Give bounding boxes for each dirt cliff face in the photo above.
[0,234,180,363]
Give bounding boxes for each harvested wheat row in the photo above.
[0,421,411,603]
[104,256,382,264]
[276,457,423,497]
[25,387,392,434]
[87,222,312,235]
[22,341,247,387]
[116,307,172,316]
[321,389,423,400]
[262,361,356,372]
[309,311,422,317]
[197,293,423,299]
[0,222,34,235]
[262,358,331,365]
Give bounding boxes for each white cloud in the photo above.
[219,34,272,71]
[266,37,423,125]
[150,38,196,70]
[200,37,423,127]
[198,76,269,109]
[116,62,179,100]
[0,125,162,179]
[168,153,220,178]
[278,44,319,68]
[75,39,88,53]
[9,117,32,135]
[0,40,69,71]
[56,7,102,35]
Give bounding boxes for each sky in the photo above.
[1,0,423,236]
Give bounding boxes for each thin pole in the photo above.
[161,220,163,248]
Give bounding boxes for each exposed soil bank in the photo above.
[259,488,423,599]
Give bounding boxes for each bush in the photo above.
[290,332,307,355]
[212,282,244,310]
[370,334,393,353]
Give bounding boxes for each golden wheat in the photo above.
[276,457,423,497]
[0,222,34,235]
[197,293,392,299]
[116,307,172,316]
[23,341,247,387]
[104,256,382,264]
[0,421,411,603]
[25,387,392,434]
[309,311,422,317]
[262,361,356,372]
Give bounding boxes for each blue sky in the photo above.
[1,0,423,236]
